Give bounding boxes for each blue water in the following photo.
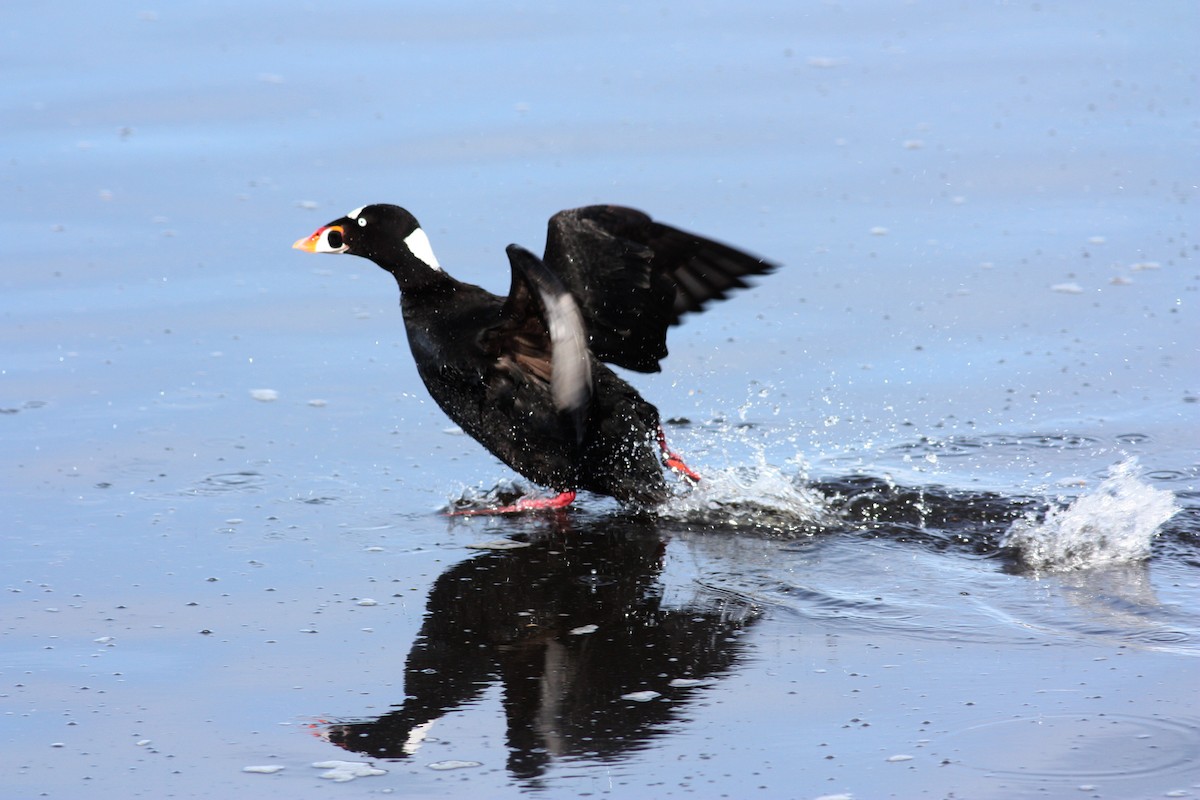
[3,2,1198,798]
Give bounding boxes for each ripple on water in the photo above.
[685,542,1040,648]
[944,713,1200,784]
[890,432,1107,459]
[1143,465,1200,486]
[720,579,920,627]
[1114,432,1152,445]
[186,471,267,496]
[969,564,1200,657]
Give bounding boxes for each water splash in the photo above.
[446,479,533,513]
[658,451,832,532]
[1003,459,1178,572]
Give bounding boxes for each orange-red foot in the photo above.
[656,426,701,484]
[448,490,576,516]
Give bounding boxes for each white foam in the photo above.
[312,760,387,782]
[659,450,831,529]
[465,538,532,550]
[1003,458,1178,572]
[427,760,482,771]
[668,678,711,687]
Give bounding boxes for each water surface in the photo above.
[3,2,1198,798]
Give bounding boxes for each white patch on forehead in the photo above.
[347,205,366,219]
[403,227,441,270]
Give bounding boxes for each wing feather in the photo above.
[542,206,776,372]
[484,244,592,448]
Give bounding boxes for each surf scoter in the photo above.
[293,204,775,513]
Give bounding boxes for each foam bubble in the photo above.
[427,760,482,771]
[312,760,386,782]
[465,539,532,550]
[1003,459,1178,572]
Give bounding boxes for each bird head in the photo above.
[292,204,441,276]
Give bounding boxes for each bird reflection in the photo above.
[320,512,759,780]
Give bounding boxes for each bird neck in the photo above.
[388,262,459,296]
[365,228,446,292]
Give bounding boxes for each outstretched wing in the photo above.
[482,244,592,449]
[542,205,776,373]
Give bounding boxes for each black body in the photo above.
[295,204,775,505]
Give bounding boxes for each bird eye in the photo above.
[327,229,343,248]
[357,217,367,227]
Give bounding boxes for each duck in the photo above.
[293,204,776,513]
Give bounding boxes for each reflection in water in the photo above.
[322,514,759,780]
[317,470,1199,779]
[1057,563,1159,626]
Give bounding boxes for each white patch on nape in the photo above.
[403,227,441,270]
[346,205,366,219]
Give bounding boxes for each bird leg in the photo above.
[656,426,701,484]
[448,489,576,516]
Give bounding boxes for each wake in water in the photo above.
[668,453,1182,571]
[446,442,1184,572]
[1002,458,1179,572]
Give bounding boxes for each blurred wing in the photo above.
[485,244,592,447]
